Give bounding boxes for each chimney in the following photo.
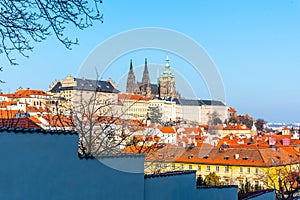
[234,154,239,160]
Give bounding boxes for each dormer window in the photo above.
[242,157,249,160]
[224,156,229,160]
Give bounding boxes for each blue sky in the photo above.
[0,1,300,123]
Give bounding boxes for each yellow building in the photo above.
[145,145,300,191]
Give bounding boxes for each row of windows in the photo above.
[202,165,229,173]
[127,108,148,112]
[154,163,259,174]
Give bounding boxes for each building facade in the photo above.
[48,75,120,116]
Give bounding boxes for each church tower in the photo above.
[159,55,176,98]
[126,59,137,94]
[141,58,151,97]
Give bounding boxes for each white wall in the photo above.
[181,105,200,123]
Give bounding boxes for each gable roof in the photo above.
[12,89,50,98]
[159,126,176,133]
[0,118,42,129]
[146,144,300,167]
[229,107,236,113]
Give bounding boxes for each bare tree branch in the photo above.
[0,0,103,65]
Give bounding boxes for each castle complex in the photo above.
[126,55,177,98]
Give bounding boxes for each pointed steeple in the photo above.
[159,54,176,98]
[130,59,133,71]
[165,54,170,69]
[126,59,137,94]
[142,58,150,85]
[144,58,149,74]
[162,54,174,77]
[141,58,151,97]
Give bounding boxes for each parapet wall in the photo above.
[0,130,145,200]
[0,128,247,200]
[144,170,238,200]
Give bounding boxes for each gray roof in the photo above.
[200,100,226,106]
[177,98,225,106]
[49,78,119,93]
[177,99,203,106]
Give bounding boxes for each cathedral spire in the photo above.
[166,54,169,64]
[141,58,151,97]
[165,54,170,70]
[142,58,150,85]
[162,54,174,77]
[144,58,148,73]
[126,59,137,94]
[159,54,176,98]
[130,59,133,71]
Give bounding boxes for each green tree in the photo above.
[239,178,252,194]
[205,172,220,186]
[197,175,206,186]
[207,111,222,125]
[228,116,239,124]
[147,105,162,123]
[239,116,253,129]
[255,119,267,132]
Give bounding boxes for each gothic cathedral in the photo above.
[126,55,177,98]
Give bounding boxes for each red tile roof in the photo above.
[229,107,236,113]
[159,126,176,133]
[12,89,51,98]
[42,114,74,127]
[118,93,150,101]
[282,126,290,131]
[0,118,41,129]
[145,144,300,167]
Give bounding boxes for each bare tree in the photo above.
[262,164,300,200]
[124,123,162,154]
[147,105,162,124]
[0,0,103,65]
[67,86,125,155]
[207,111,222,126]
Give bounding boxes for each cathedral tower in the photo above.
[159,55,176,98]
[126,59,137,94]
[141,58,151,97]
